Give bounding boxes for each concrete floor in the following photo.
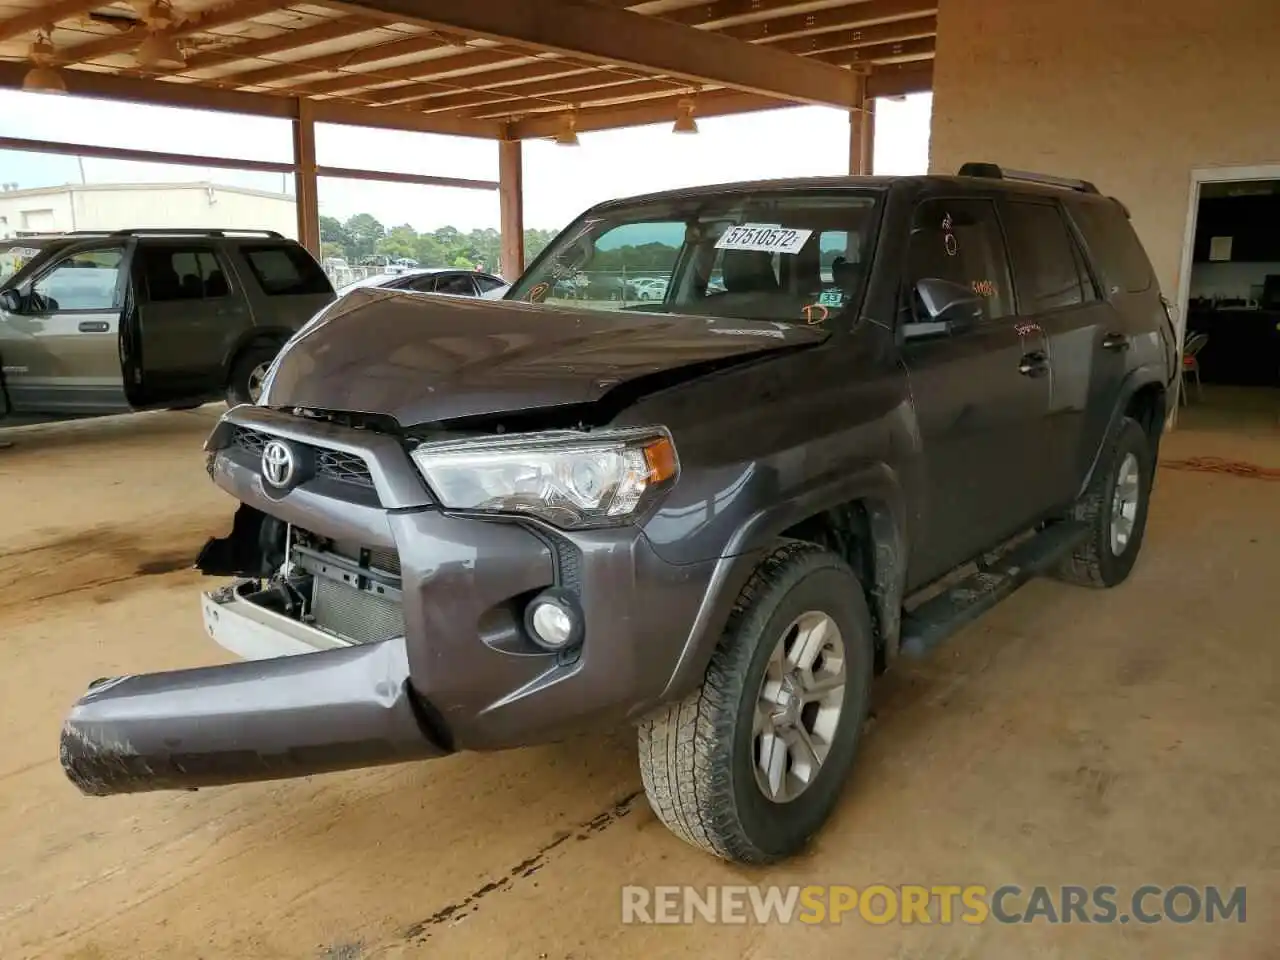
[0,410,1277,959]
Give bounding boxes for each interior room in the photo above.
[1182,177,1280,433]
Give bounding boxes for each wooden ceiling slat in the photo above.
[317,0,863,107]
[59,0,289,65]
[769,13,934,54]
[719,0,936,41]
[179,16,381,73]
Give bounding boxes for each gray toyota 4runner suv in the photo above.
[62,165,1177,863]
[0,229,333,422]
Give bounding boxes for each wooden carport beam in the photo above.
[326,0,863,107]
[498,139,524,281]
[508,60,931,138]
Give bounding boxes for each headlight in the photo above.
[410,428,679,529]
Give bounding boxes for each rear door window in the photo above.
[907,198,1014,321]
[140,246,229,302]
[1000,200,1086,313]
[240,244,331,296]
[474,274,506,293]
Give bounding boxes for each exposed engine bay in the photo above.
[198,507,404,647]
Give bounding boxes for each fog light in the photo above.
[526,592,581,651]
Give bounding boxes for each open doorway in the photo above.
[1176,167,1280,434]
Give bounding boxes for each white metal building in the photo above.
[0,181,297,238]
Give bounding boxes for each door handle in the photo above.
[78,321,109,333]
[1102,332,1131,351]
[1018,351,1049,377]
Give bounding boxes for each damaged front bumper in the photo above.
[60,635,448,796]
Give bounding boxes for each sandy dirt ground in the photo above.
[1,410,1277,959]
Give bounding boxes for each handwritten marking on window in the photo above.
[527,281,550,303]
[802,303,830,324]
[971,279,996,297]
[942,212,958,257]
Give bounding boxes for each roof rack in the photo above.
[958,162,1099,194]
[104,228,286,238]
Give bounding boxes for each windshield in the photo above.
[509,189,882,326]
[0,240,50,287]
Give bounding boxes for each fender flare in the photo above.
[657,461,910,702]
[1078,364,1169,498]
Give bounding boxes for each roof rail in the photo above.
[104,228,286,238]
[958,162,1100,195]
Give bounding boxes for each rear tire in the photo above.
[225,343,279,408]
[637,541,874,863]
[1054,416,1153,588]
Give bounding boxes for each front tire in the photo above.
[638,541,874,863]
[1054,416,1153,587]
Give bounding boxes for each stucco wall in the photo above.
[929,0,1280,304]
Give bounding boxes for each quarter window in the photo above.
[240,244,331,297]
[1001,201,1086,313]
[907,199,1014,321]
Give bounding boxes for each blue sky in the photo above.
[0,90,931,233]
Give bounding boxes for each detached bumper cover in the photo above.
[60,636,446,797]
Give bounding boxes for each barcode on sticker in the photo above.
[715,224,812,255]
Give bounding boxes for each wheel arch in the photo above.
[658,462,909,702]
[1079,366,1168,498]
[222,327,292,383]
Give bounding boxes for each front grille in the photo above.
[312,577,404,645]
[231,426,374,489]
[316,448,375,487]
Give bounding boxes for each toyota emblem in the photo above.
[261,440,295,489]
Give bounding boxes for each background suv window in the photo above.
[433,273,477,296]
[1001,201,1087,313]
[31,247,123,312]
[907,198,1014,321]
[141,246,228,302]
[240,244,331,296]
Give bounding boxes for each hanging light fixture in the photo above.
[22,31,67,95]
[554,112,580,146]
[672,98,698,135]
[135,0,185,69]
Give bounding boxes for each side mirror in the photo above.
[0,288,21,313]
[902,277,984,340]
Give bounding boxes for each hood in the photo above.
[261,288,826,426]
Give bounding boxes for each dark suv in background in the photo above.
[0,229,334,423]
[62,165,1177,864]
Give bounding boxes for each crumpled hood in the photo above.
[260,287,827,425]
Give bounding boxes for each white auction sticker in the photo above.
[715,223,812,255]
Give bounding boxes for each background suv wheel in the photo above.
[226,343,280,407]
[637,541,874,863]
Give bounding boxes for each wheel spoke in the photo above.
[801,670,845,701]
[786,614,830,672]
[785,724,822,785]
[759,732,789,800]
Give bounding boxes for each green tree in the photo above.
[319,215,352,254]
[376,223,420,260]
[344,213,386,261]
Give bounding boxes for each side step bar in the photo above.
[61,636,447,796]
[899,522,1089,659]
